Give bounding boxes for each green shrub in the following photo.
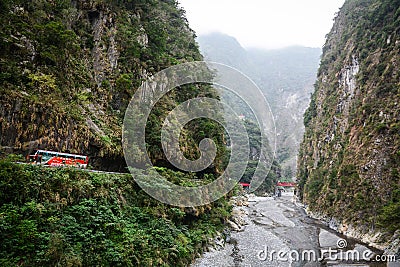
[377,197,400,233]
[0,161,232,266]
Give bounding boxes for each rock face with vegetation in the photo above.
[0,0,236,265]
[297,0,400,251]
[0,0,225,172]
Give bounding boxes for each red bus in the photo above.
[27,150,89,168]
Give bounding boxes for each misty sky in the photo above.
[178,0,346,49]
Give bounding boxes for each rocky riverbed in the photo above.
[192,194,396,267]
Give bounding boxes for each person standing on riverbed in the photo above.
[292,188,298,203]
[275,187,282,197]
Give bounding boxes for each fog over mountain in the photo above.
[198,33,322,178]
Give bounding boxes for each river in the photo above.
[192,193,393,267]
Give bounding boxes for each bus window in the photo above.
[42,152,51,162]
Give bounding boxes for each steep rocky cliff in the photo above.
[298,0,400,251]
[0,0,225,172]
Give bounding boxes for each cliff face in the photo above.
[298,0,400,249]
[0,0,224,172]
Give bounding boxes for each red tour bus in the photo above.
[27,150,89,168]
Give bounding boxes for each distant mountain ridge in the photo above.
[198,33,321,178]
